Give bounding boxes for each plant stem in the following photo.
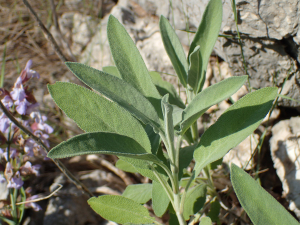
[190,122,199,143]
[174,193,187,225]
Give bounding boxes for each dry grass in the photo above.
[0,0,116,90]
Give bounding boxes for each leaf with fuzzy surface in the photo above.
[48,132,162,165]
[122,184,152,204]
[152,180,170,217]
[231,164,300,225]
[188,0,222,93]
[180,76,247,135]
[159,16,188,87]
[65,62,162,132]
[193,87,278,177]
[48,82,151,152]
[88,195,156,224]
[107,15,160,100]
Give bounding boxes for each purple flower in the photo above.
[7,171,23,189]
[15,98,30,115]
[9,149,18,159]
[24,139,35,157]
[23,60,40,80]
[20,161,40,176]
[0,113,10,133]
[1,95,13,109]
[10,78,26,102]
[25,195,42,211]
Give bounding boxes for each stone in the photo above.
[270,117,300,217]
[223,134,259,170]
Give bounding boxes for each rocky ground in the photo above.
[1,0,300,224]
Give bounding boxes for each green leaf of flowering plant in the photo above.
[199,217,212,225]
[122,184,152,204]
[187,46,203,94]
[48,82,151,152]
[107,15,162,118]
[159,16,188,87]
[102,66,121,79]
[152,180,170,217]
[88,195,156,224]
[115,159,138,173]
[65,62,163,133]
[193,87,278,176]
[47,132,162,165]
[149,71,185,109]
[231,164,300,225]
[188,0,223,93]
[180,75,247,135]
[183,183,207,220]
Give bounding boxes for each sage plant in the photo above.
[47,0,299,224]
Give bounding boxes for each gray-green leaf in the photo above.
[159,16,188,87]
[187,46,204,94]
[200,217,212,225]
[180,76,247,135]
[48,132,162,165]
[188,0,222,93]
[194,87,278,177]
[102,66,121,79]
[107,15,161,100]
[152,180,170,217]
[231,164,300,225]
[48,82,151,153]
[150,71,185,109]
[65,62,162,132]
[122,184,152,204]
[88,195,156,224]
[183,183,207,220]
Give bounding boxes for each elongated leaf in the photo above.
[115,159,138,173]
[231,164,299,225]
[65,62,162,132]
[194,87,278,176]
[179,144,196,180]
[122,184,152,204]
[88,195,155,224]
[152,180,170,217]
[102,66,121,79]
[200,217,212,225]
[48,132,162,165]
[48,82,151,152]
[161,95,174,156]
[145,124,161,155]
[173,104,184,127]
[180,76,247,134]
[107,15,160,100]
[187,46,204,93]
[188,0,222,93]
[183,183,207,220]
[150,71,185,109]
[207,197,220,224]
[159,16,188,87]
[119,157,166,182]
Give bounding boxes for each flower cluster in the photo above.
[0,60,53,214]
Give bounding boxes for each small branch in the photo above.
[22,0,69,63]
[0,101,93,198]
[48,0,77,61]
[15,184,63,206]
[87,155,133,186]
